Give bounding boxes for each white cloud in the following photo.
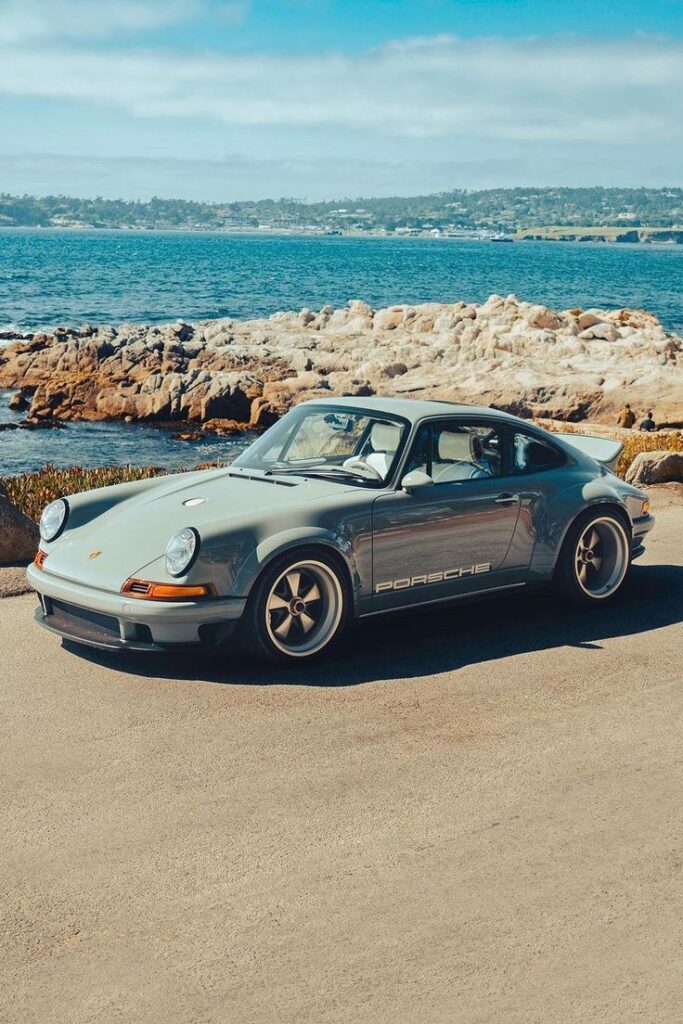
[0,0,200,42]
[0,33,681,145]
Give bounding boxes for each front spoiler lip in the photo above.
[33,606,219,653]
[27,562,246,651]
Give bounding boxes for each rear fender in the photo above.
[528,480,630,581]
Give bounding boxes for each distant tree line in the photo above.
[0,187,681,233]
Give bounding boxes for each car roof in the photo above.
[303,395,523,426]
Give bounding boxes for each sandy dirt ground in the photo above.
[0,564,32,598]
[1,490,682,1024]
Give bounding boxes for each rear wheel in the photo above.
[554,510,631,606]
[241,550,349,664]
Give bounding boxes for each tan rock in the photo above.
[0,496,39,565]
[0,297,680,431]
[528,306,564,330]
[625,451,683,486]
[579,323,620,343]
[373,308,404,331]
[576,311,604,331]
[348,299,373,316]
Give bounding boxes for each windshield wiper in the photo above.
[265,465,375,482]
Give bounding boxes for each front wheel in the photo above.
[240,550,349,664]
[554,510,631,606]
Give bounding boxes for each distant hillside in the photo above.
[1,187,682,237]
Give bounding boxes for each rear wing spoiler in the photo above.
[555,433,623,472]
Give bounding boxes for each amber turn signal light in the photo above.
[121,578,216,601]
[641,499,650,516]
[34,549,48,570]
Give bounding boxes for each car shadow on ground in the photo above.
[64,561,683,688]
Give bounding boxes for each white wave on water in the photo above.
[0,323,23,342]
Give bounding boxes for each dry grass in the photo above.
[2,464,168,522]
[615,432,683,478]
[538,422,683,477]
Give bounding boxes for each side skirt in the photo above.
[358,581,529,619]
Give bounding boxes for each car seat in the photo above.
[433,431,489,482]
[344,421,402,479]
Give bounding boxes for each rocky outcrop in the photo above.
[8,391,29,411]
[625,451,683,486]
[0,494,40,565]
[0,296,681,431]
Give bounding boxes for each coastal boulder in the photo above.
[1,296,682,431]
[373,308,404,331]
[0,495,40,565]
[528,306,564,330]
[579,323,620,343]
[197,374,253,423]
[576,311,604,331]
[8,391,29,411]
[625,451,683,486]
[348,299,373,316]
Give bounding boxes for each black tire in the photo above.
[554,508,631,607]
[239,547,350,665]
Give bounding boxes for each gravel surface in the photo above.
[1,493,682,1024]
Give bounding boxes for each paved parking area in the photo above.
[1,493,682,1023]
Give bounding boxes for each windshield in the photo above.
[233,406,407,485]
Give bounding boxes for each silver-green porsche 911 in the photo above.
[29,398,654,664]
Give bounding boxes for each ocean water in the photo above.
[1,229,681,333]
[0,229,681,475]
[0,391,252,475]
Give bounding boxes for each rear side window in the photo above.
[512,432,564,474]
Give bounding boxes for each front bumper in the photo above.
[27,563,246,652]
[631,511,655,559]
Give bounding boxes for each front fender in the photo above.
[529,478,631,581]
[230,527,361,609]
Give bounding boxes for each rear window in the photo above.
[512,432,564,474]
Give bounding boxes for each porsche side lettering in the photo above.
[375,563,492,593]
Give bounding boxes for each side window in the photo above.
[512,432,564,474]
[405,422,503,482]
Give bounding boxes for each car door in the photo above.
[371,417,526,611]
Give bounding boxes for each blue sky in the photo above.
[149,0,683,51]
[0,0,682,201]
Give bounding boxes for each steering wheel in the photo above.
[342,455,384,480]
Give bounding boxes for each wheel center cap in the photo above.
[290,598,306,616]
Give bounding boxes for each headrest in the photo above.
[437,430,470,461]
[371,421,402,453]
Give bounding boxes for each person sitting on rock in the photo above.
[616,403,636,429]
[639,410,657,432]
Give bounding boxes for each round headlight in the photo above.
[39,498,68,542]
[165,527,199,577]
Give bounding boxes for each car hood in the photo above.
[43,467,357,591]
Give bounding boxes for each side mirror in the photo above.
[401,470,434,493]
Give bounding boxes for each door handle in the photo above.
[495,492,520,504]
